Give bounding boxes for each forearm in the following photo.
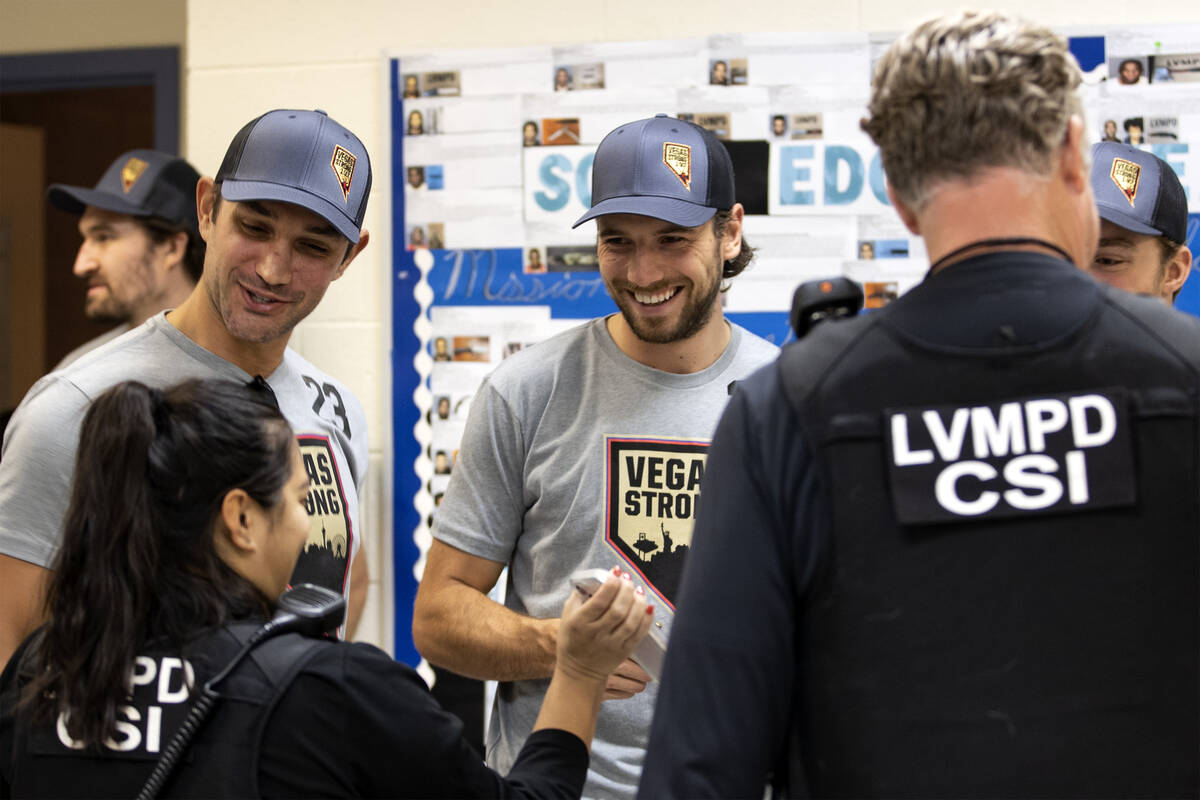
[532,670,605,747]
[413,578,559,681]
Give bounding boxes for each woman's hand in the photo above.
[555,567,653,685]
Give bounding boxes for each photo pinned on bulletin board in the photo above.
[421,70,461,96]
[521,119,541,147]
[677,112,731,139]
[1151,52,1200,82]
[572,62,606,90]
[406,165,427,191]
[863,281,899,309]
[524,246,546,274]
[542,117,582,145]
[408,224,429,250]
[858,239,914,261]
[406,165,444,191]
[546,245,599,272]
[790,113,823,140]
[553,65,572,91]
[1109,55,1150,86]
[708,57,748,86]
[451,335,491,363]
[1119,115,1148,146]
[405,107,442,136]
[1145,115,1181,142]
[408,223,445,250]
[401,72,421,99]
[432,394,452,421]
[427,222,445,249]
[769,113,789,138]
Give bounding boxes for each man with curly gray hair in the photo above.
[640,11,1200,799]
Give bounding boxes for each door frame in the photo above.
[0,47,179,153]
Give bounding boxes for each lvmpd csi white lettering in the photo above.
[56,655,194,754]
[886,392,1134,523]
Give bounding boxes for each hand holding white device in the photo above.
[570,568,668,682]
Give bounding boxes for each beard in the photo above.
[84,248,159,324]
[609,242,724,345]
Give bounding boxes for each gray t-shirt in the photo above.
[433,316,779,799]
[0,314,367,625]
[53,323,131,371]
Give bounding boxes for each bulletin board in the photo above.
[389,26,1200,666]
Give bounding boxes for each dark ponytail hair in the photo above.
[24,378,295,748]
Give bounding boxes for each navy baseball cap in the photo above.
[1091,142,1187,243]
[47,150,200,232]
[216,109,371,243]
[573,114,735,229]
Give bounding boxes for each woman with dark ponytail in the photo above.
[0,378,652,799]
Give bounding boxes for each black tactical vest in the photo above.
[4,623,328,798]
[775,256,1200,797]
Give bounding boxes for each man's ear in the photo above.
[1060,115,1089,194]
[196,176,217,243]
[719,204,744,262]
[886,183,920,235]
[1165,245,1193,302]
[158,230,189,272]
[335,229,370,280]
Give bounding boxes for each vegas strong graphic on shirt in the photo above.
[605,436,708,609]
[291,434,353,590]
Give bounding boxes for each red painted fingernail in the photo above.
[621,572,632,581]
[645,605,655,615]
[635,586,645,596]
[611,565,622,576]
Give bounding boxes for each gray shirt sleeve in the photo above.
[0,377,90,566]
[431,377,527,564]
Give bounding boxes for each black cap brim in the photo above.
[46,184,155,217]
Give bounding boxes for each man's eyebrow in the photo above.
[1097,237,1136,249]
[79,221,116,235]
[239,201,339,238]
[304,221,340,237]
[598,223,693,236]
[241,200,275,218]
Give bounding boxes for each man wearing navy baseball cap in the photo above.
[47,150,205,367]
[414,114,779,798]
[0,110,373,669]
[1088,142,1192,304]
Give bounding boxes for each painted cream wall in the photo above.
[0,0,185,55]
[184,0,1200,655]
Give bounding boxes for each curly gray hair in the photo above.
[861,11,1084,210]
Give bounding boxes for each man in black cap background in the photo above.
[47,150,205,368]
[413,114,778,798]
[1087,142,1192,304]
[641,11,1200,798]
[0,109,373,669]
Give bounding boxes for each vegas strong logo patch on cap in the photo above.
[884,389,1135,524]
[121,157,148,193]
[662,142,691,190]
[1110,158,1141,206]
[331,145,356,201]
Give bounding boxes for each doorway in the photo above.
[0,47,178,408]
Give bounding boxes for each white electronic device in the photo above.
[569,568,668,682]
